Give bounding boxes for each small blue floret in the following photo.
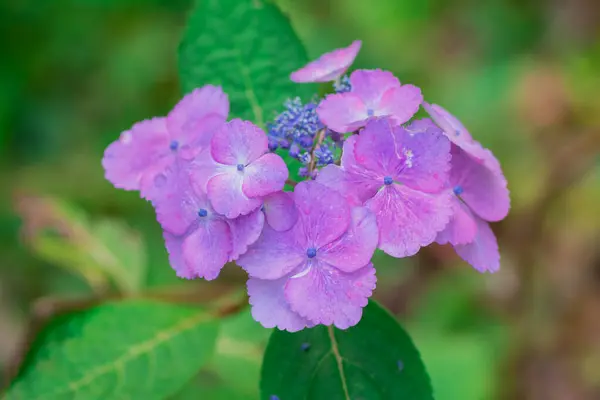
[236,164,245,171]
[269,396,280,400]
[384,176,393,185]
[169,140,179,151]
[198,208,208,217]
[301,342,311,352]
[333,75,352,93]
[453,185,464,196]
[306,247,317,258]
[267,96,345,177]
[266,97,323,153]
[367,109,375,117]
[314,144,335,166]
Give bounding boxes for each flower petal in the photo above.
[316,165,359,207]
[391,125,451,193]
[349,69,400,108]
[207,171,262,218]
[450,145,509,221]
[150,162,208,235]
[262,191,298,231]
[319,207,378,272]
[368,184,452,257]
[210,119,268,165]
[316,93,368,133]
[353,118,404,177]
[422,102,474,145]
[405,118,439,134]
[236,224,304,280]
[293,181,350,248]
[167,85,229,158]
[377,84,423,124]
[317,136,381,206]
[189,146,224,193]
[285,262,376,329]
[436,196,477,245]
[454,217,500,273]
[242,153,288,198]
[290,40,362,83]
[163,232,186,277]
[102,117,170,191]
[227,208,265,261]
[181,219,232,280]
[247,276,312,332]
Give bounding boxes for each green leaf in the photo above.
[4,301,219,400]
[260,301,434,400]
[173,309,269,400]
[92,219,147,293]
[179,0,315,126]
[16,197,147,294]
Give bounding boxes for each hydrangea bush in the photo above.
[103,39,509,332]
[4,2,510,398]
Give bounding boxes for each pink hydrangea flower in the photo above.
[102,85,229,196]
[317,118,452,257]
[422,102,504,172]
[432,127,510,272]
[237,181,378,331]
[151,162,264,280]
[290,40,361,83]
[190,119,289,219]
[317,69,423,133]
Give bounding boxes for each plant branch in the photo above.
[307,128,327,174]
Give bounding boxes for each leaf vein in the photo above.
[328,325,350,400]
[33,310,212,400]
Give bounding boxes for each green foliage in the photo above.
[92,219,147,292]
[407,268,510,400]
[18,198,146,294]
[178,0,315,126]
[173,309,269,399]
[4,301,219,400]
[260,301,434,400]
[412,332,498,400]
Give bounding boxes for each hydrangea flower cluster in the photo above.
[103,40,509,332]
[267,97,341,176]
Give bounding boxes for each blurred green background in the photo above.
[1,0,599,399]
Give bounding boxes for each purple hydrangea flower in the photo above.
[290,40,362,83]
[190,119,289,219]
[436,146,509,272]
[423,102,505,179]
[237,181,378,331]
[426,104,510,272]
[102,85,229,196]
[151,162,264,280]
[317,118,453,257]
[317,69,423,133]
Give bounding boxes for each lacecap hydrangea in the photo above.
[102,39,510,331]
